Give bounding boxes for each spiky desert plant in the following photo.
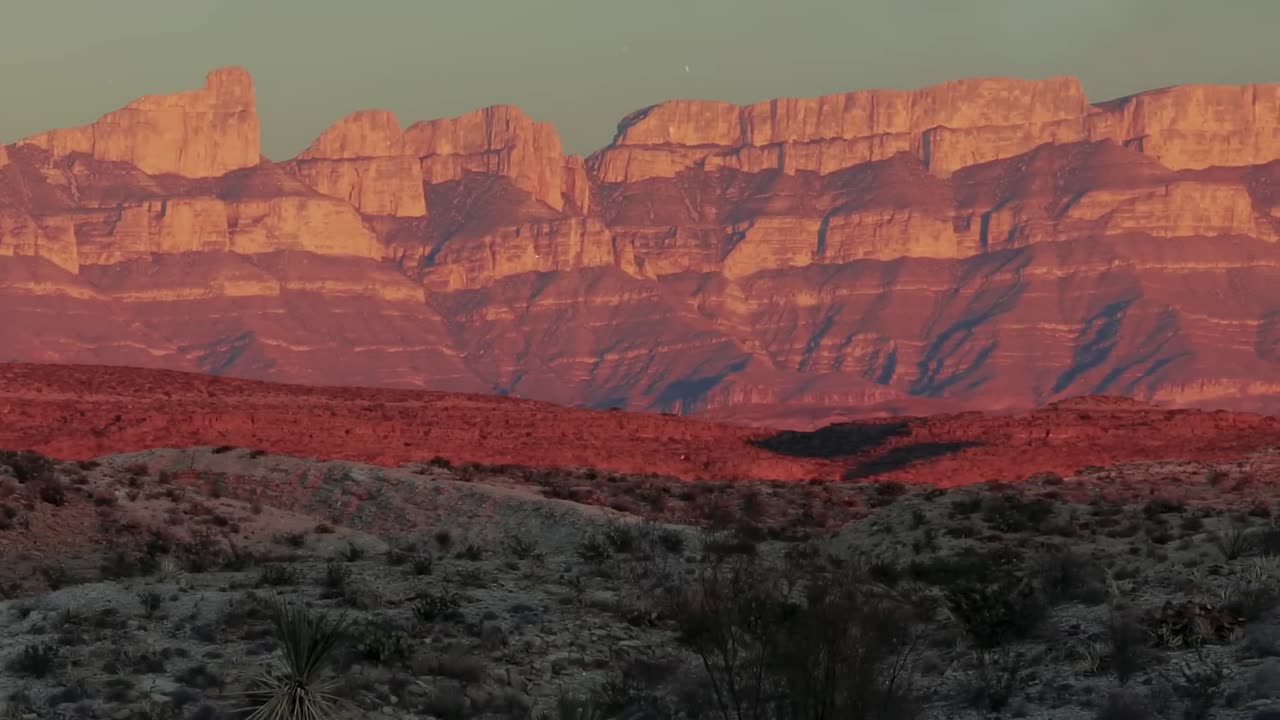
[241,597,350,720]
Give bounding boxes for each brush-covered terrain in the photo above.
[5,445,1280,720]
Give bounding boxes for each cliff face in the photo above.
[5,68,1280,423]
[19,67,260,178]
[590,78,1280,181]
[285,110,427,218]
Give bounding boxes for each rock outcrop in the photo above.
[404,105,586,212]
[17,67,260,178]
[590,77,1280,182]
[7,69,1280,423]
[286,110,427,218]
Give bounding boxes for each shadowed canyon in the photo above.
[5,67,1280,425]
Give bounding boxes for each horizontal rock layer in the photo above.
[5,69,1280,423]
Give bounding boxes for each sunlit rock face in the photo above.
[6,68,1280,423]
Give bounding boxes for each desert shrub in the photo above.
[0,450,56,485]
[657,528,686,554]
[419,650,489,684]
[1214,520,1260,560]
[505,534,539,560]
[1033,548,1110,606]
[1095,690,1156,720]
[1143,497,1185,518]
[274,532,307,549]
[950,495,983,517]
[100,549,146,580]
[603,522,639,554]
[980,492,1056,533]
[965,648,1024,713]
[1147,600,1240,649]
[577,533,612,564]
[946,577,1048,649]
[37,480,67,506]
[355,623,414,664]
[137,589,164,618]
[867,482,908,508]
[1245,622,1280,657]
[339,542,365,562]
[1107,604,1150,685]
[1225,558,1280,622]
[6,643,60,677]
[700,528,760,558]
[176,663,226,691]
[907,546,1024,588]
[38,563,77,590]
[384,546,411,566]
[456,539,486,561]
[338,577,383,611]
[594,656,683,718]
[1174,656,1227,720]
[256,564,298,588]
[412,590,462,624]
[671,554,920,720]
[321,562,350,593]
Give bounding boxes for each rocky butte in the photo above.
[3,67,1280,424]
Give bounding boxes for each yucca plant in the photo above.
[239,597,350,720]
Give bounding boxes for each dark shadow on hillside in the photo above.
[750,421,911,458]
[841,441,984,480]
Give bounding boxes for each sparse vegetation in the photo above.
[3,445,1280,719]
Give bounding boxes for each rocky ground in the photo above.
[5,446,1280,719]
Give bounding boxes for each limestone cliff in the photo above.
[403,106,586,213]
[589,77,1280,182]
[6,69,1280,423]
[286,110,427,218]
[17,67,260,178]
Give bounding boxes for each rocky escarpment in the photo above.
[590,78,1280,181]
[4,68,1280,422]
[284,110,427,218]
[18,67,260,178]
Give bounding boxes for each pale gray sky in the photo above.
[2,0,1275,158]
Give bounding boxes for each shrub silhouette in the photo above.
[670,554,919,720]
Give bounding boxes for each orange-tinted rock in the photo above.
[296,110,406,160]
[404,106,570,211]
[420,217,613,291]
[288,110,427,217]
[224,196,379,257]
[592,78,1280,182]
[10,71,1280,424]
[0,211,78,272]
[592,77,1090,181]
[18,67,260,179]
[1086,84,1280,170]
[562,155,592,213]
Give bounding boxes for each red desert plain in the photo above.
[5,362,1280,487]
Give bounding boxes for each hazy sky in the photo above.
[2,0,1276,158]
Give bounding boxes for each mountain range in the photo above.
[3,67,1280,425]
